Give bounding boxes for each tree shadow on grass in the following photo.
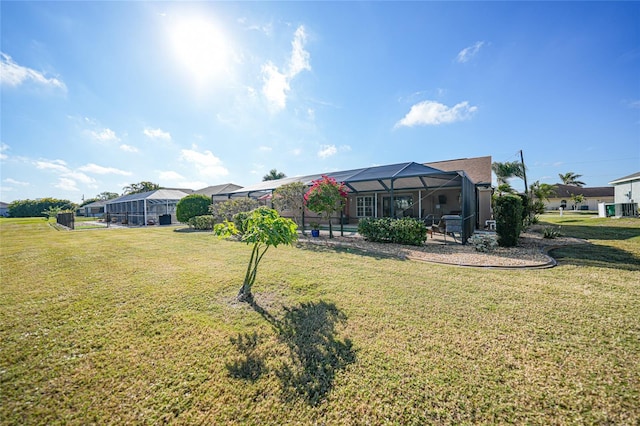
[549,243,640,271]
[226,299,356,405]
[226,331,265,381]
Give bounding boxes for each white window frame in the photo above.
[356,195,375,217]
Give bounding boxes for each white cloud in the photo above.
[120,144,139,153]
[0,143,9,160]
[143,128,172,141]
[35,159,69,173]
[90,128,120,142]
[395,100,478,128]
[291,148,302,156]
[180,146,229,178]
[261,25,311,112]
[54,177,79,192]
[456,41,485,63]
[261,62,289,111]
[0,52,66,90]
[78,163,132,176]
[258,145,272,152]
[4,178,29,186]
[63,170,96,185]
[159,170,185,181]
[288,26,311,76]
[318,145,337,159]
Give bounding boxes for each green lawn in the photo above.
[1,215,639,424]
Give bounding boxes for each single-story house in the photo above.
[545,184,614,211]
[215,156,493,244]
[0,201,9,217]
[607,172,640,217]
[105,189,191,226]
[195,183,243,202]
[78,200,106,217]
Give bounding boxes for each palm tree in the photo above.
[530,181,557,202]
[262,169,286,181]
[558,172,585,187]
[492,161,525,185]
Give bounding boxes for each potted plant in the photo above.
[310,222,320,237]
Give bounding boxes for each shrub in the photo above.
[188,215,215,230]
[210,198,259,223]
[358,217,427,246]
[469,233,498,252]
[177,194,212,223]
[543,226,562,239]
[494,194,523,247]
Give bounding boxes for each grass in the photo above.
[1,215,639,424]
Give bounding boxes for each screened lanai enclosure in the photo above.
[104,189,190,226]
[217,162,478,244]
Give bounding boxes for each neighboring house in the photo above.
[195,183,243,202]
[215,157,493,244]
[105,189,191,226]
[0,201,9,217]
[607,172,640,217]
[609,172,640,204]
[78,200,106,217]
[545,184,614,211]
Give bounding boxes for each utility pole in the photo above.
[519,150,528,194]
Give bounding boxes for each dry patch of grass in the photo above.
[1,217,639,424]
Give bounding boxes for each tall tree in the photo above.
[491,161,525,185]
[262,169,286,181]
[122,181,161,195]
[97,191,119,200]
[529,181,557,215]
[558,172,585,187]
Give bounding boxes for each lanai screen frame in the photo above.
[220,162,477,243]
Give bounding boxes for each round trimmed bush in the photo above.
[176,194,212,223]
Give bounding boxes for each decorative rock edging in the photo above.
[297,234,587,270]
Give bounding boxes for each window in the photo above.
[356,196,374,217]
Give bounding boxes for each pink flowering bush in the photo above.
[304,175,348,238]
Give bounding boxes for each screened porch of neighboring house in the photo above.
[104,189,190,226]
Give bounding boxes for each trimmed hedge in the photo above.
[177,194,212,223]
[494,194,523,247]
[187,215,215,231]
[357,217,427,246]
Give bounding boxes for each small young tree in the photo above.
[304,175,348,238]
[272,181,307,226]
[213,207,297,302]
[176,194,212,223]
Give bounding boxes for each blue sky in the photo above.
[1,1,639,204]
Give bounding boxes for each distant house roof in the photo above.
[551,184,614,198]
[425,156,492,185]
[194,183,243,197]
[0,201,8,208]
[609,172,640,185]
[82,200,107,208]
[107,189,191,204]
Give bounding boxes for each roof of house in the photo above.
[551,184,614,198]
[0,201,8,208]
[219,161,466,197]
[194,183,243,197]
[106,189,191,204]
[609,171,640,185]
[82,200,107,208]
[425,156,492,185]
